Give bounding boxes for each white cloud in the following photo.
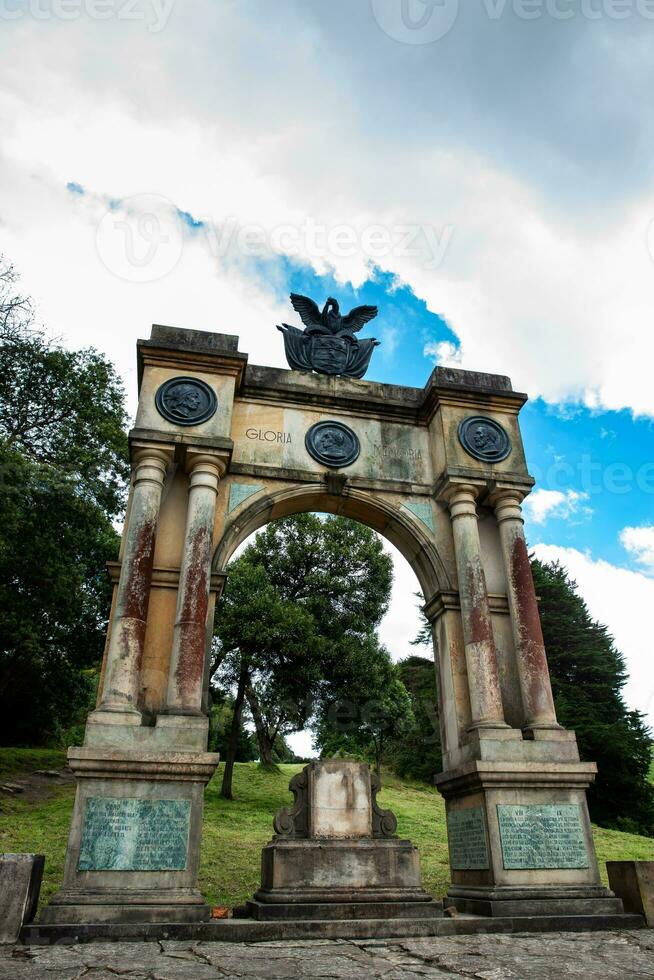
[0,7,654,415]
[533,544,654,728]
[423,340,462,366]
[523,489,591,525]
[620,525,654,575]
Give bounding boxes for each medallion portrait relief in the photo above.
[154,376,218,426]
[458,416,511,463]
[305,420,361,469]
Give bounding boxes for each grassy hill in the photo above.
[1,750,654,911]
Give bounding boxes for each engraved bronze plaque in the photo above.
[447,807,490,870]
[497,804,589,870]
[78,798,191,872]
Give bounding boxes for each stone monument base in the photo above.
[41,745,219,926]
[436,749,626,920]
[445,884,622,918]
[249,837,438,918]
[245,761,441,924]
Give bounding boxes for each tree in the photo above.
[531,558,654,836]
[211,514,396,794]
[212,558,323,796]
[0,257,128,744]
[314,641,414,774]
[387,655,442,783]
[209,696,258,763]
[0,261,129,517]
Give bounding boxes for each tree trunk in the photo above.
[220,662,249,800]
[246,683,278,769]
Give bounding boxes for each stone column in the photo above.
[445,484,507,731]
[492,488,559,732]
[94,448,170,722]
[165,452,226,716]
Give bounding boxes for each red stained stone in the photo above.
[510,533,554,718]
[174,523,212,702]
[122,517,157,622]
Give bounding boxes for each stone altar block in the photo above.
[245,761,440,921]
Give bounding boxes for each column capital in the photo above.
[488,484,532,525]
[435,478,485,506]
[131,442,174,464]
[487,483,529,506]
[131,448,172,491]
[185,449,230,479]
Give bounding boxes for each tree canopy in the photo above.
[0,257,128,744]
[531,557,654,835]
[211,513,411,794]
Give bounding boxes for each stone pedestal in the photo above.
[0,854,44,943]
[607,862,654,926]
[437,744,622,917]
[41,746,219,925]
[245,761,440,922]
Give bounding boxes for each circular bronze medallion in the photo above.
[305,420,360,469]
[458,416,511,463]
[155,376,218,426]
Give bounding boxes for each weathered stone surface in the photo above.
[309,761,372,839]
[607,861,654,926]
[3,932,654,980]
[0,855,44,944]
[256,838,429,905]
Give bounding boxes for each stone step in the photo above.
[449,897,626,917]
[242,899,443,921]
[20,912,645,946]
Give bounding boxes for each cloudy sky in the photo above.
[2,1,654,745]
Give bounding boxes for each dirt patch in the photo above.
[0,767,75,805]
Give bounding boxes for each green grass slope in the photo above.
[1,753,653,911]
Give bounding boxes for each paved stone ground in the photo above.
[2,931,653,980]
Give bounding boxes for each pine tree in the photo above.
[532,558,654,835]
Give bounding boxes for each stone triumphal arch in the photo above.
[42,322,621,927]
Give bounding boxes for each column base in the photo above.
[83,711,209,753]
[436,756,607,911]
[40,889,211,925]
[40,747,219,927]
